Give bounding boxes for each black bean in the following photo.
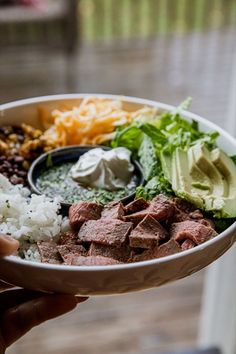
[17,170,27,177]
[7,156,15,162]
[14,156,24,163]
[2,161,11,169]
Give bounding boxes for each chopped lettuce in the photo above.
[111,98,219,200]
[138,136,159,181]
[136,175,173,201]
[111,123,143,154]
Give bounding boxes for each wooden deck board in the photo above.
[8,271,204,354]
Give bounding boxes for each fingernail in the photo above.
[75,296,89,303]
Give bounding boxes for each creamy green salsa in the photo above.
[36,162,137,205]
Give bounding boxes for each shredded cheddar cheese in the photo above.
[41,97,157,146]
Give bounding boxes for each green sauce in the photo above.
[36,162,137,205]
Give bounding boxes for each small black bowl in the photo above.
[28,145,144,214]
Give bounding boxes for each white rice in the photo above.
[0,174,63,243]
[19,242,41,262]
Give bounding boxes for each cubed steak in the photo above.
[69,201,103,230]
[189,210,204,220]
[78,219,133,247]
[171,197,196,213]
[58,231,78,245]
[150,194,175,220]
[57,244,87,265]
[132,239,181,262]
[198,218,215,228]
[70,255,121,266]
[37,242,62,264]
[170,220,217,245]
[89,242,131,263]
[169,197,204,223]
[124,198,150,214]
[101,201,125,220]
[125,194,175,224]
[181,239,196,251]
[154,239,182,258]
[129,215,168,249]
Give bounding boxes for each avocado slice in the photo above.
[160,143,236,217]
[187,148,211,195]
[210,148,236,217]
[211,148,236,196]
[191,143,228,198]
[171,148,203,208]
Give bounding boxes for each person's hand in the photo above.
[0,234,88,354]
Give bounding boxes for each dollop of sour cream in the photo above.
[70,147,134,191]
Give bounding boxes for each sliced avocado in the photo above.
[192,143,228,198]
[171,148,203,208]
[211,148,236,196]
[187,148,211,195]
[210,148,236,217]
[161,143,236,218]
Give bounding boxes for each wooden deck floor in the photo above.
[8,272,204,354]
[1,25,235,354]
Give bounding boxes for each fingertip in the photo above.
[0,234,19,256]
[48,294,78,312]
[75,296,89,304]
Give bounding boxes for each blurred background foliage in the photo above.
[1,0,236,46]
[79,0,236,41]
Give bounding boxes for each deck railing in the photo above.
[0,0,235,46]
[78,0,236,41]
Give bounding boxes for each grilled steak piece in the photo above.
[171,197,196,213]
[58,231,78,245]
[37,242,62,264]
[154,239,182,257]
[129,215,168,249]
[124,198,150,215]
[101,201,125,220]
[125,194,174,224]
[189,210,204,220]
[170,220,217,245]
[198,218,215,228]
[89,242,131,262]
[169,197,204,223]
[132,239,181,262]
[181,239,196,251]
[70,255,121,266]
[171,207,204,223]
[78,219,133,247]
[69,201,103,230]
[149,194,175,220]
[57,244,87,265]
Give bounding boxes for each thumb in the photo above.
[0,235,19,256]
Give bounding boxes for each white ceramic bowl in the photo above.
[0,94,235,296]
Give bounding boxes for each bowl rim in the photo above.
[1,93,236,272]
[27,144,144,207]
